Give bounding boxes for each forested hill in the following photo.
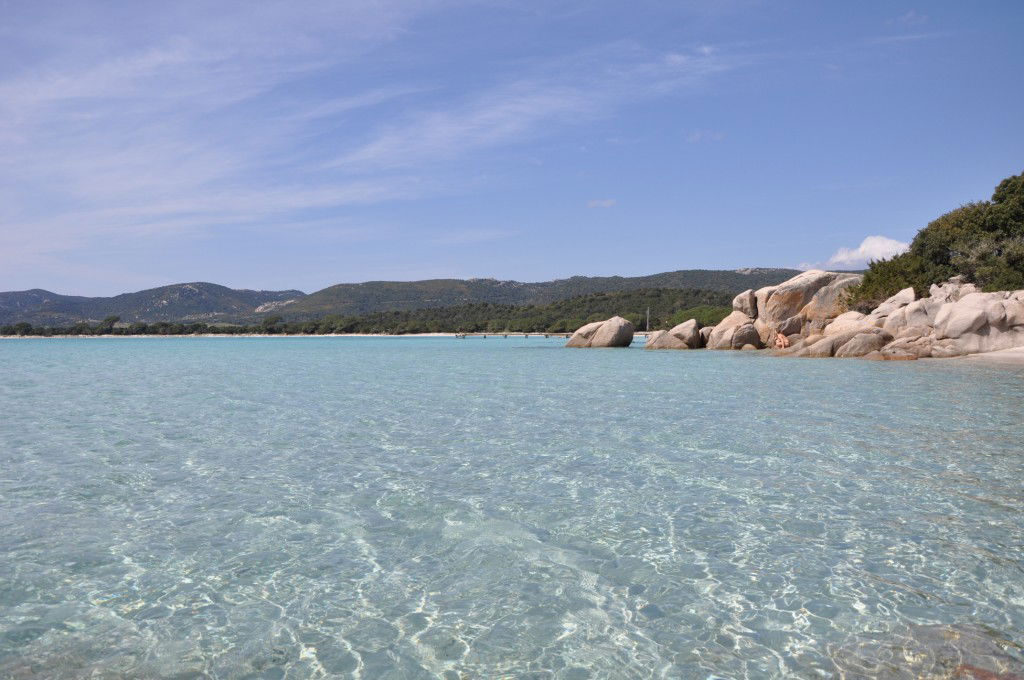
[0,268,800,324]
[276,268,801,319]
[2,288,735,336]
[0,283,304,326]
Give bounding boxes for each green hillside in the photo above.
[0,268,801,325]
[278,268,799,319]
[3,288,733,336]
[0,283,304,326]
[301,288,734,334]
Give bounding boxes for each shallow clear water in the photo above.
[0,337,1022,679]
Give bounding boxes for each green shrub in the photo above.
[845,171,1024,310]
[666,305,732,327]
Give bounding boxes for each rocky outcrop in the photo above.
[704,269,863,349]
[797,327,892,358]
[566,316,635,348]
[646,319,702,350]
[817,278,1024,359]
[649,269,864,352]
[932,291,1024,354]
[572,272,1024,361]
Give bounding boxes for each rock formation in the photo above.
[811,277,1024,359]
[645,319,702,350]
[566,271,1024,360]
[706,269,861,350]
[706,311,758,349]
[565,316,635,348]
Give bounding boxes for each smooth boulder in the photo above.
[732,289,757,318]
[645,319,701,350]
[762,270,841,326]
[800,273,863,332]
[566,316,635,348]
[834,331,892,358]
[706,311,754,350]
[731,323,762,349]
[798,327,891,358]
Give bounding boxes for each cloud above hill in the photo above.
[827,235,909,267]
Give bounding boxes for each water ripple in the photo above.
[0,337,1022,678]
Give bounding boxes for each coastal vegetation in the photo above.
[0,288,732,336]
[846,170,1024,311]
[283,268,798,318]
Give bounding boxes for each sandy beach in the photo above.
[954,346,1024,365]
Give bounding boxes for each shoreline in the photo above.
[951,346,1024,365]
[0,332,589,340]
[4,333,1024,365]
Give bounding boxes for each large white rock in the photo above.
[869,287,915,321]
[762,270,839,326]
[732,289,757,318]
[823,311,870,337]
[902,298,942,327]
[754,286,777,320]
[645,319,701,350]
[565,321,603,347]
[1004,298,1024,327]
[590,316,635,347]
[706,311,754,350]
[934,294,990,339]
[731,323,762,349]
[566,316,634,348]
[644,330,677,349]
[800,327,892,358]
[881,306,912,337]
[800,273,863,332]
[835,331,892,358]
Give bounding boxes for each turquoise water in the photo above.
[0,337,1022,679]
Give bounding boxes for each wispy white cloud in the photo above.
[0,1,745,290]
[827,235,909,267]
[0,1,440,269]
[587,199,616,209]
[331,46,736,170]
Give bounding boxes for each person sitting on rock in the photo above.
[775,332,790,349]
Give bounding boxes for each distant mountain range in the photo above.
[0,283,304,326]
[0,268,803,325]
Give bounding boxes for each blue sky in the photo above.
[1,1,1022,295]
